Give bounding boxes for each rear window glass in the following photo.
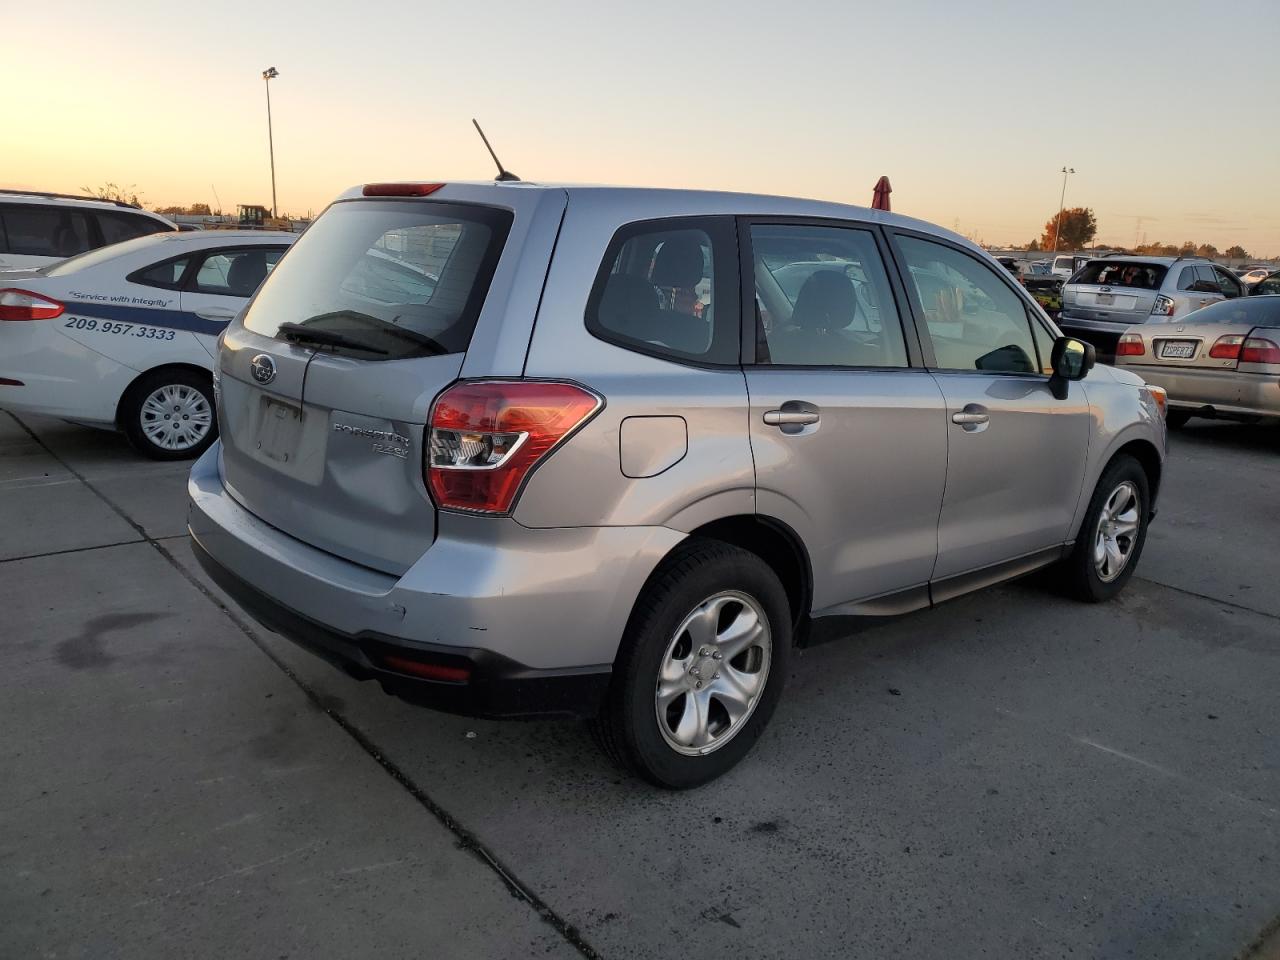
[242,200,512,360]
[1070,261,1167,290]
[1184,297,1280,326]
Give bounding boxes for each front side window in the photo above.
[0,206,92,257]
[898,236,1039,374]
[1254,274,1280,296]
[749,223,908,367]
[586,218,736,364]
[243,200,511,360]
[193,247,285,296]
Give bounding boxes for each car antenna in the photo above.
[472,119,520,182]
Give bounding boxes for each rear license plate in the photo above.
[259,397,302,463]
[1159,340,1197,359]
[1096,293,1114,305]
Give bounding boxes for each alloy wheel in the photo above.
[1094,480,1141,582]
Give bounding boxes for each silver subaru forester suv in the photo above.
[188,181,1167,788]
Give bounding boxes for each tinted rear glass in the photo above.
[1185,296,1280,326]
[1,206,92,257]
[1070,261,1167,290]
[243,200,512,360]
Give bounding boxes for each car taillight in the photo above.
[1241,336,1280,364]
[1208,335,1244,360]
[426,380,602,514]
[0,288,65,321]
[1116,333,1146,356]
[1150,295,1175,317]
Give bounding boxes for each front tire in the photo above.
[595,539,791,789]
[120,368,218,461]
[1061,455,1150,602]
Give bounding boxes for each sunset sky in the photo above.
[7,0,1279,254]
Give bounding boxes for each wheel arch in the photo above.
[647,514,812,643]
[115,362,214,427]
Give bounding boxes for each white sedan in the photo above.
[0,230,294,459]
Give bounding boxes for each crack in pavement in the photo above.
[11,414,604,960]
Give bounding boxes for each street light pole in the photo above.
[1051,166,1074,256]
[262,67,279,219]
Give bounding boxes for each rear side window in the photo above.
[96,211,168,245]
[131,257,190,289]
[243,200,511,360]
[0,206,92,257]
[749,223,908,368]
[586,217,738,365]
[193,247,285,296]
[1071,261,1167,289]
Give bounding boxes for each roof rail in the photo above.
[1173,254,1210,262]
[0,189,142,209]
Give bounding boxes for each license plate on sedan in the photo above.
[1096,293,1114,305]
[1159,340,1197,359]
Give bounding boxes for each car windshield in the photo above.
[1070,261,1167,289]
[1187,296,1280,325]
[242,199,512,360]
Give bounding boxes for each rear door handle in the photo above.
[194,307,237,321]
[764,409,820,426]
[952,404,990,428]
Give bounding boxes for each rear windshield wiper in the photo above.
[286,310,451,357]
[278,321,389,355]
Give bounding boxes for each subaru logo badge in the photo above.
[250,354,276,385]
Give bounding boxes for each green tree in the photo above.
[1040,207,1097,251]
[1224,245,1249,259]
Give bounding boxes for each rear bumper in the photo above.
[0,322,134,423]
[187,443,684,718]
[191,535,611,718]
[1117,364,1280,420]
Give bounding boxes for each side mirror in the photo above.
[1049,336,1094,399]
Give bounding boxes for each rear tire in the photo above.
[1060,454,1150,603]
[120,368,218,461]
[594,539,791,789]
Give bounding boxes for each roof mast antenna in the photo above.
[472,119,520,182]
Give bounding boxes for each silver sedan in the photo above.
[1115,295,1280,427]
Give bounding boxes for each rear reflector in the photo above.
[381,654,471,683]
[362,182,445,197]
[1116,333,1145,357]
[1242,336,1280,364]
[427,380,603,514]
[1209,335,1244,360]
[0,288,65,322]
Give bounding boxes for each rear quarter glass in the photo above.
[242,199,512,360]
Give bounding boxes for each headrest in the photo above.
[651,235,705,289]
[227,252,268,296]
[790,270,857,331]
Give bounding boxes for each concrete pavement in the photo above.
[1,410,1277,959]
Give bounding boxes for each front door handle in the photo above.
[764,409,820,426]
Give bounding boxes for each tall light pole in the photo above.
[262,67,279,219]
[1051,166,1075,255]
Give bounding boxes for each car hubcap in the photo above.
[140,384,212,451]
[1094,480,1141,582]
[655,591,771,757]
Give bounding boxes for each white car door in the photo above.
[180,245,288,346]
